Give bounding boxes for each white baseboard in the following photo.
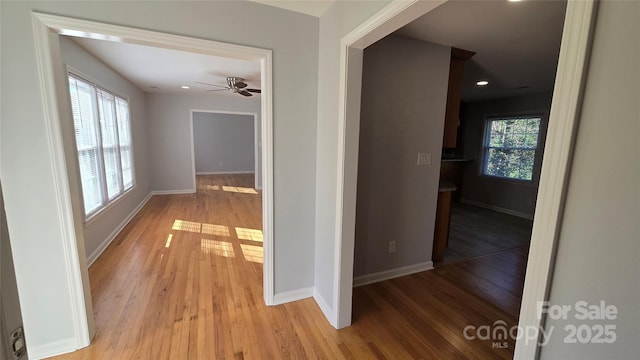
[460,198,534,220]
[313,289,337,327]
[151,189,195,195]
[196,171,255,175]
[87,193,152,266]
[28,337,79,360]
[353,261,434,287]
[272,287,314,305]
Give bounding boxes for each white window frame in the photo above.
[481,114,543,183]
[67,68,136,222]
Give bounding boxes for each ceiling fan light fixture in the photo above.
[198,76,261,96]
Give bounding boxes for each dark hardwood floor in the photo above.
[52,175,528,359]
[441,202,533,264]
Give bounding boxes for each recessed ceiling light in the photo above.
[476,80,489,86]
[508,0,523,2]
[181,85,190,89]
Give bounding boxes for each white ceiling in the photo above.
[248,0,336,17]
[71,37,261,97]
[396,0,567,102]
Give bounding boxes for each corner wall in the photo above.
[354,34,450,277]
[314,0,393,323]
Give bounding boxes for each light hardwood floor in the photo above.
[51,175,525,359]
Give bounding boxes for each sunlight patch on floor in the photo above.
[164,234,173,248]
[200,184,259,195]
[201,239,235,257]
[235,227,263,242]
[222,186,259,194]
[202,223,231,237]
[172,220,201,233]
[240,244,263,263]
[172,220,230,237]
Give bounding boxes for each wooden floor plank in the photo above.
[50,174,527,360]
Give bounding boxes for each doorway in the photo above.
[32,12,275,350]
[190,110,260,190]
[333,1,595,358]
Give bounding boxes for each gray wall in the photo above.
[1,0,317,354]
[460,92,552,218]
[59,36,152,261]
[146,93,262,191]
[354,35,450,277]
[0,186,24,360]
[540,1,640,358]
[193,112,255,176]
[314,0,391,317]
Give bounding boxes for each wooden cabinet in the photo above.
[443,48,475,148]
[432,188,454,262]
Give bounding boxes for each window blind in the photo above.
[68,73,134,218]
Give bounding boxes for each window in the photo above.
[482,116,542,181]
[68,73,134,218]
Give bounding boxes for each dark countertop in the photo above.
[441,158,473,163]
[438,181,457,192]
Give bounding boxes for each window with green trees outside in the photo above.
[482,116,541,181]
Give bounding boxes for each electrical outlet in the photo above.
[388,241,397,253]
[218,161,223,168]
[416,152,431,166]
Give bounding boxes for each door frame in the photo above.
[189,110,261,190]
[333,1,596,359]
[31,12,275,352]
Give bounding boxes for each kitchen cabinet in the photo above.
[432,183,456,262]
[443,48,475,148]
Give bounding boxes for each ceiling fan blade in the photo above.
[238,90,252,97]
[195,81,227,88]
[235,81,248,89]
[246,88,261,93]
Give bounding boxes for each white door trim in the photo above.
[189,109,260,190]
[513,1,596,357]
[31,12,275,356]
[333,3,596,359]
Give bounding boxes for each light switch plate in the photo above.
[417,152,431,166]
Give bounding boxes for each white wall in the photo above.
[354,35,450,276]
[59,36,152,261]
[539,1,640,358]
[460,92,552,218]
[146,93,261,191]
[1,0,317,355]
[314,0,391,321]
[193,112,255,175]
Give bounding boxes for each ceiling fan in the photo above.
[196,77,261,97]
